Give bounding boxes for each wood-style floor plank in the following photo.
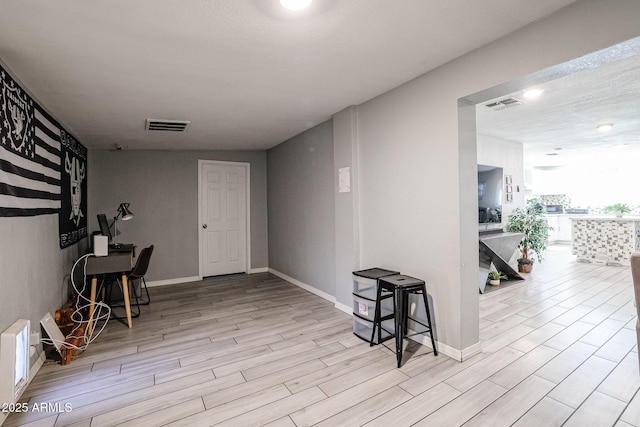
[412,380,507,426]
[288,370,409,426]
[313,386,412,427]
[465,375,556,426]
[363,382,461,427]
[546,355,617,408]
[597,351,640,403]
[444,347,523,392]
[512,396,574,427]
[564,391,628,427]
[488,345,559,389]
[6,246,640,426]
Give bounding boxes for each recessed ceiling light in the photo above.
[523,88,543,99]
[280,0,312,10]
[597,122,614,132]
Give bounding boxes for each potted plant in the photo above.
[604,203,631,217]
[506,198,551,273]
[487,270,506,286]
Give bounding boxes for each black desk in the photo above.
[86,247,135,331]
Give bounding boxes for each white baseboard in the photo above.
[144,270,480,363]
[268,269,357,315]
[30,351,46,383]
[147,269,267,288]
[145,276,200,288]
[334,301,353,315]
[407,331,480,362]
[460,342,482,360]
[268,268,337,304]
[266,269,476,360]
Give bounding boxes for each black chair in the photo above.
[103,245,154,319]
[370,274,437,368]
[128,245,154,306]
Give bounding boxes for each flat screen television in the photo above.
[478,164,503,223]
[97,213,112,242]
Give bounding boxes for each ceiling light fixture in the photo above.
[280,0,312,10]
[597,122,614,132]
[523,88,543,99]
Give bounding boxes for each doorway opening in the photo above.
[459,37,640,348]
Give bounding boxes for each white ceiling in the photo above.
[477,52,640,168]
[0,0,579,151]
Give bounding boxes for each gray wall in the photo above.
[267,120,336,296]
[333,0,640,353]
[0,208,85,368]
[477,134,525,221]
[0,62,85,371]
[333,107,361,309]
[3,0,640,372]
[88,150,268,281]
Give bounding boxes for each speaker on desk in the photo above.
[94,235,108,257]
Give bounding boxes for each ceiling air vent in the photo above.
[145,119,191,132]
[485,97,525,111]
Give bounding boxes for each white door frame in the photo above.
[198,159,251,279]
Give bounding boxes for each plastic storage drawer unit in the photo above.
[352,268,399,343]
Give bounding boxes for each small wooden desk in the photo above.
[85,248,134,331]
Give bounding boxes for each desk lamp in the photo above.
[112,203,134,245]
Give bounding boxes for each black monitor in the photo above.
[97,213,112,242]
[477,164,503,224]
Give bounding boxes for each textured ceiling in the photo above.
[0,0,578,151]
[477,53,640,168]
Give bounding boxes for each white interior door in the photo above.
[199,161,248,277]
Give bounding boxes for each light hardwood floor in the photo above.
[5,245,640,426]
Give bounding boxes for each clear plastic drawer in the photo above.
[353,315,394,344]
[353,294,393,322]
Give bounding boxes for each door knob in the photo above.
[202,224,208,229]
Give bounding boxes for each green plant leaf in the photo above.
[505,198,551,263]
[604,203,631,214]
[487,270,507,280]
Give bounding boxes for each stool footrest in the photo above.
[407,317,431,330]
[405,329,432,339]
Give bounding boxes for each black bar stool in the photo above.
[370,274,437,367]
